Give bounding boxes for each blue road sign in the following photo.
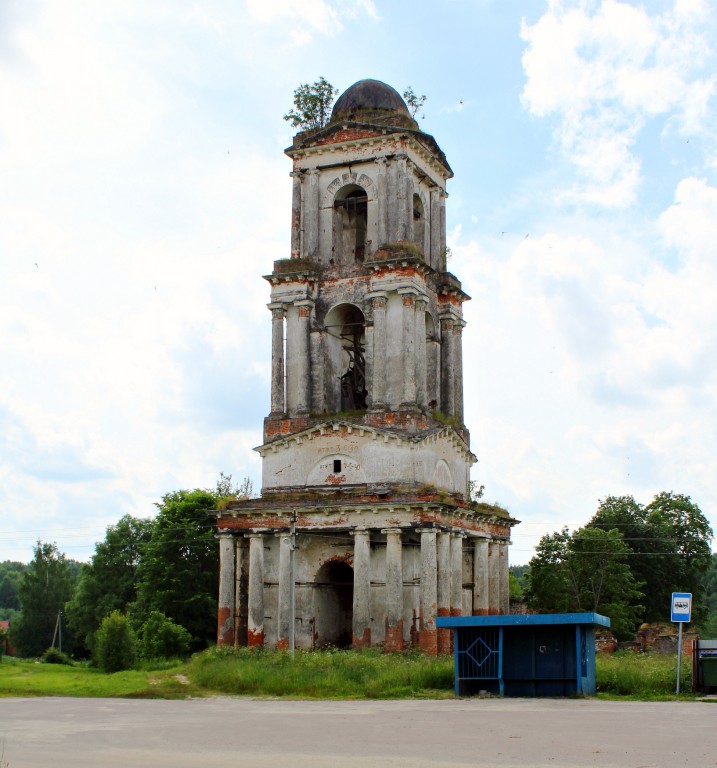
[671,592,692,623]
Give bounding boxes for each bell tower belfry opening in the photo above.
[214,79,519,653]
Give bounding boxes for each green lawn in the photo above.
[0,656,191,699]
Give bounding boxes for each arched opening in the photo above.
[412,193,425,255]
[333,185,368,264]
[324,303,367,412]
[313,560,354,648]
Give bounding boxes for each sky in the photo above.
[1,0,716,566]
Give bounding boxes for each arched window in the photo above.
[324,303,367,411]
[333,185,368,263]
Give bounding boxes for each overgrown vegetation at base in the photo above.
[596,652,692,698]
[188,647,454,699]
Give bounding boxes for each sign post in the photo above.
[671,592,692,695]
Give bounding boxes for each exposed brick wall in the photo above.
[384,620,404,653]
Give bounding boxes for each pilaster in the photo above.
[418,529,438,655]
[488,540,500,616]
[383,529,404,652]
[415,297,428,408]
[269,303,285,415]
[276,532,291,650]
[217,533,235,646]
[305,168,320,259]
[369,294,387,408]
[499,540,510,615]
[247,534,265,647]
[472,537,490,616]
[440,316,455,417]
[290,171,302,259]
[400,291,417,406]
[436,531,451,654]
[351,528,371,649]
[450,533,464,617]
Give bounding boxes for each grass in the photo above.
[0,656,191,699]
[187,647,454,699]
[0,648,708,701]
[596,651,695,699]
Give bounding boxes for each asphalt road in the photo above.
[0,696,715,768]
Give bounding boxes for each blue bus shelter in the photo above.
[436,613,610,697]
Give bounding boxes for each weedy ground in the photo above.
[0,648,707,701]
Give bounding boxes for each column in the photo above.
[217,533,235,646]
[414,297,427,408]
[453,320,465,423]
[305,169,319,259]
[405,172,414,241]
[499,541,510,615]
[401,292,416,406]
[269,303,285,415]
[488,540,500,616]
[295,300,312,414]
[375,157,387,246]
[247,534,265,647]
[436,531,451,654]
[440,316,455,417]
[290,171,302,259]
[387,159,398,241]
[370,295,387,408]
[276,532,291,650]
[396,157,408,241]
[419,529,438,655]
[310,328,325,413]
[450,533,464,616]
[472,537,490,616]
[364,323,374,408]
[351,529,371,649]
[384,529,404,652]
[439,191,447,270]
[430,187,441,269]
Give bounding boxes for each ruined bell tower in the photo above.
[214,79,518,653]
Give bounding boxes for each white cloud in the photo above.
[521,0,717,206]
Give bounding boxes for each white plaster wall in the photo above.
[262,428,471,494]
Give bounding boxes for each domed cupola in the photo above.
[329,78,418,130]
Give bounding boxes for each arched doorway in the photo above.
[312,560,354,648]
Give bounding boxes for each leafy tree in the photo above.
[94,611,136,672]
[11,541,78,657]
[0,561,26,611]
[134,489,219,650]
[65,515,152,652]
[589,493,713,622]
[403,86,426,119]
[139,611,191,660]
[526,526,644,639]
[699,554,717,637]
[283,77,338,130]
[216,471,253,500]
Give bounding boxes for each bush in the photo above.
[94,611,136,673]
[139,611,191,661]
[42,647,73,665]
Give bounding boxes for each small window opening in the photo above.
[333,459,342,473]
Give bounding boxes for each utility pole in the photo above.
[51,609,62,651]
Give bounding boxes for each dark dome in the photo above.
[331,79,410,120]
